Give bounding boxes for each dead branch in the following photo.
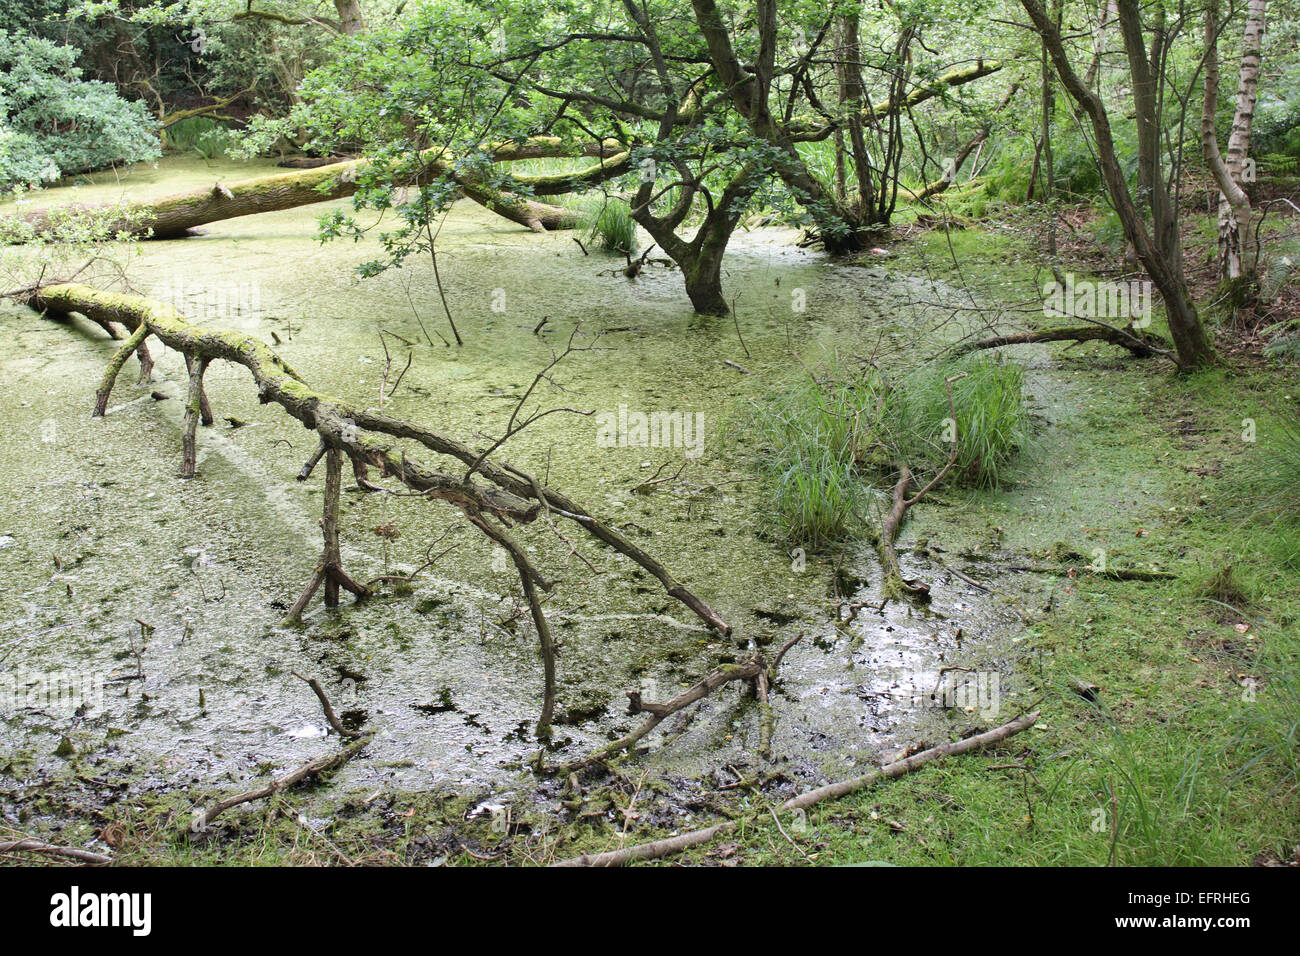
[0,838,113,865]
[94,322,150,416]
[188,733,372,834]
[551,823,733,867]
[768,632,805,677]
[463,507,559,737]
[555,658,766,774]
[551,710,1039,866]
[1004,564,1176,581]
[181,353,210,478]
[286,448,372,620]
[950,324,1171,358]
[335,408,730,633]
[292,670,360,738]
[877,374,966,598]
[297,440,328,481]
[463,324,599,482]
[758,633,803,760]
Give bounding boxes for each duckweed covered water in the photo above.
[2,156,1051,809]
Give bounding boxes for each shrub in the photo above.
[0,30,159,189]
[900,356,1030,490]
[165,116,236,158]
[740,369,885,546]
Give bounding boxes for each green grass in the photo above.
[893,356,1030,489]
[164,117,235,159]
[736,354,1029,546]
[735,366,881,546]
[574,196,637,255]
[1242,403,1300,525]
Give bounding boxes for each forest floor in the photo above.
[3,169,1298,866]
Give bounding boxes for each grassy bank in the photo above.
[679,224,1300,866]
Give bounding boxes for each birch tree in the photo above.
[1202,0,1266,294]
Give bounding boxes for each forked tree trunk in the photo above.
[683,251,728,316]
[633,166,756,316]
[636,204,735,316]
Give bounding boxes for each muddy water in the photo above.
[0,156,1029,804]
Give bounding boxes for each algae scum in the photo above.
[0,157,1032,813]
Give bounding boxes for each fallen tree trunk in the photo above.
[488,136,627,162]
[277,137,624,168]
[12,145,625,240]
[552,710,1040,865]
[950,324,1172,359]
[1004,564,1176,581]
[25,283,729,733]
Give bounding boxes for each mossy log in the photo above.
[488,136,626,162]
[951,324,1172,358]
[278,136,624,168]
[13,144,624,240]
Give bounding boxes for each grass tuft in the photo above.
[575,197,636,255]
[737,354,1029,545]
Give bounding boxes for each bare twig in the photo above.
[0,838,112,865]
[292,670,360,738]
[553,711,1040,865]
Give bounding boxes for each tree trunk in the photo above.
[1041,0,1061,258]
[333,0,366,35]
[683,254,728,316]
[635,200,736,316]
[1083,0,1116,92]
[13,152,583,241]
[1020,0,1214,370]
[1204,0,1265,288]
[835,14,877,220]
